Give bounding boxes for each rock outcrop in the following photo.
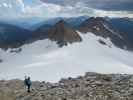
[33,20,82,47]
[47,20,82,46]
[1,72,133,100]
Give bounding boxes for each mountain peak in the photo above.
[47,20,82,46]
[79,17,108,32]
[54,20,69,31]
[55,20,67,25]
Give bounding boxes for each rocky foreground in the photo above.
[1,72,133,100]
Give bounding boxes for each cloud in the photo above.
[0,0,132,20]
[21,1,133,18]
[42,2,133,18]
[0,0,42,19]
[1,3,12,8]
[16,0,25,12]
[41,0,133,11]
[3,3,8,7]
[93,10,133,18]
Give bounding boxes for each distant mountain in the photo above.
[0,17,45,31]
[32,16,88,31]
[32,24,53,40]
[64,16,89,28]
[0,22,31,49]
[78,17,133,50]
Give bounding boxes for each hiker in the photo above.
[24,76,27,89]
[24,76,32,93]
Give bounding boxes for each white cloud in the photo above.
[54,2,133,18]
[3,3,8,7]
[0,0,133,20]
[16,0,25,12]
[93,10,133,18]
[8,4,12,8]
[33,2,133,18]
[20,2,62,18]
[2,3,12,8]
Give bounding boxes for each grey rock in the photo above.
[0,72,133,100]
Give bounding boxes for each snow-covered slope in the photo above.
[0,32,133,82]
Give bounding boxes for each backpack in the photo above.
[25,79,32,86]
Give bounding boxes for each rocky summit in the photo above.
[1,72,133,100]
[47,20,82,46]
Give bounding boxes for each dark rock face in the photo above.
[47,20,82,46]
[10,48,22,53]
[1,72,133,100]
[79,17,133,50]
[79,17,108,33]
[98,39,107,45]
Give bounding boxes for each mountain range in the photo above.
[0,16,133,81]
[0,16,132,49]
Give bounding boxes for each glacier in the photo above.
[0,32,133,82]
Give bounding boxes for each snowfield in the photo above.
[0,32,133,82]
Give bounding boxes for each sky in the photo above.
[0,0,133,20]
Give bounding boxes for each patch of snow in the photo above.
[0,32,133,82]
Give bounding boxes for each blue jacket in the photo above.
[24,78,32,86]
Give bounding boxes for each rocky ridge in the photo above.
[78,17,133,50]
[1,72,133,100]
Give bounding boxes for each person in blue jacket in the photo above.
[24,76,32,93]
